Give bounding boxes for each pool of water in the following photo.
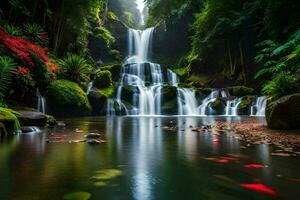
[0,116,299,200]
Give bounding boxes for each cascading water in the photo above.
[108,28,178,116]
[36,88,46,114]
[251,96,268,117]
[225,98,242,116]
[198,90,219,116]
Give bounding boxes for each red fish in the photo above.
[243,164,266,169]
[216,159,229,164]
[213,139,220,143]
[240,183,277,196]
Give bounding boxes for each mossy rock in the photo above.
[120,86,139,103]
[94,70,113,89]
[161,86,178,114]
[208,98,226,115]
[161,99,178,115]
[17,111,47,127]
[0,107,21,134]
[227,86,255,97]
[237,95,256,115]
[266,94,300,130]
[47,80,91,117]
[100,64,122,81]
[195,88,212,101]
[88,89,108,116]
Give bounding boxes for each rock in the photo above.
[17,111,47,127]
[208,98,226,115]
[21,126,41,133]
[87,139,101,144]
[86,133,101,139]
[227,86,255,97]
[47,119,57,127]
[237,95,256,115]
[87,89,108,115]
[266,94,300,130]
[47,80,91,117]
[93,70,113,89]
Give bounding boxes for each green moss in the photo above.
[97,85,114,98]
[93,70,113,89]
[208,98,226,115]
[227,86,255,97]
[188,74,211,87]
[0,107,21,133]
[172,67,188,78]
[48,80,91,114]
[237,95,256,115]
[100,64,122,81]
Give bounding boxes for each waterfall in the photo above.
[177,88,199,115]
[36,88,46,114]
[225,98,242,116]
[87,81,93,94]
[251,96,268,117]
[199,90,219,116]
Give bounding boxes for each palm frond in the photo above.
[0,56,17,99]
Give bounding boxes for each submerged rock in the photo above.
[266,94,300,130]
[86,133,101,139]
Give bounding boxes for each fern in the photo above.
[0,56,16,100]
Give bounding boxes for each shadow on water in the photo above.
[0,116,300,200]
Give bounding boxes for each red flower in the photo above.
[47,62,59,74]
[0,29,49,67]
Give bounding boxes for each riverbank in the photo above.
[214,118,300,155]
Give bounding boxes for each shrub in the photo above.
[227,86,255,97]
[0,28,48,67]
[93,70,113,89]
[0,56,16,99]
[23,23,49,46]
[58,53,92,83]
[47,80,91,114]
[262,72,299,99]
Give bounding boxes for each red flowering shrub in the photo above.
[0,29,49,67]
[47,62,59,74]
[15,67,34,89]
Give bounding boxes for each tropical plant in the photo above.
[2,24,22,37]
[58,54,92,83]
[0,56,17,99]
[261,72,299,99]
[23,23,48,46]
[94,26,116,48]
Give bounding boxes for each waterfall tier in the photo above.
[106,27,267,117]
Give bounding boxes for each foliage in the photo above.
[0,29,48,66]
[1,24,22,37]
[23,23,48,46]
[93,26,116,48]
[261,72,299,99]
[93,70,113,89]
[58,54,92,83]
[97,86,114,98]
[227,86,255,97]
[14,67,34,90]
[48,80,91,112]
[0,56,16,99]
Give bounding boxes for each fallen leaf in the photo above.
[240,183,277,196]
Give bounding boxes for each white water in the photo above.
[86,82,93,94]
[37,88,46,114]
[107,26,251,116]
[177,88,199,115]
[198,90,219,116]
[251,96,268,116]
[225,98,242,116]
[108,27,179,116]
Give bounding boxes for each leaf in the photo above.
[0,56,17,99]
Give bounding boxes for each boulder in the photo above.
[47,80,91,117]
[208,98,226,115]
[227,86,255,97]
[266,94,300,130]
[88,89,107,115]
[161,86,178,114]
[237,95,256,115]
[17,111,47,127]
